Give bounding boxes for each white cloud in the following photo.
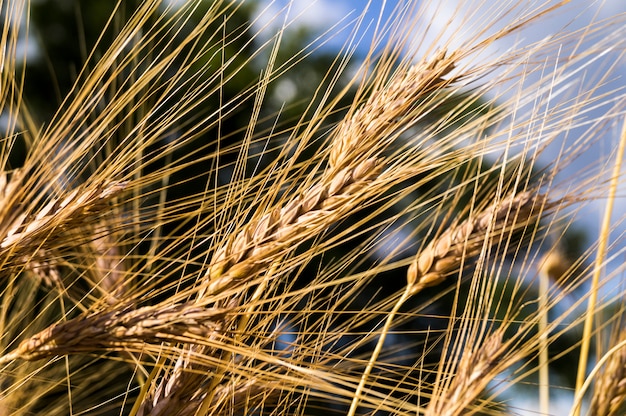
[252,0,354,40]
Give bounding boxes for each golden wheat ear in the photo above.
[0,174,128,308]
[0,301,233,363]
[407,191,546,295]
[589,332,626,416]
[0,179,127,256]
[425,329,504,416]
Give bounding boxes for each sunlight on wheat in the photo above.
[0,1,625,415]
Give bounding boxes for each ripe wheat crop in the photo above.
[1,0,625,415]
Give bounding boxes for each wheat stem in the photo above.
[539,267,550,414]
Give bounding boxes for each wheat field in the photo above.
[0,0,625,415]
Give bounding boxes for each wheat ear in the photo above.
[203,157,382,296]
[0,180,127,256]
[328,49,455,171]
[130,157,382,415]
[23,224,126,304]
[589,332,626,416]
[138,376,269,416]
[407,191,542,295]
[23,248,63,290]
[145,159,385,416]
[0,302,230,363]
[425,329,504,416]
